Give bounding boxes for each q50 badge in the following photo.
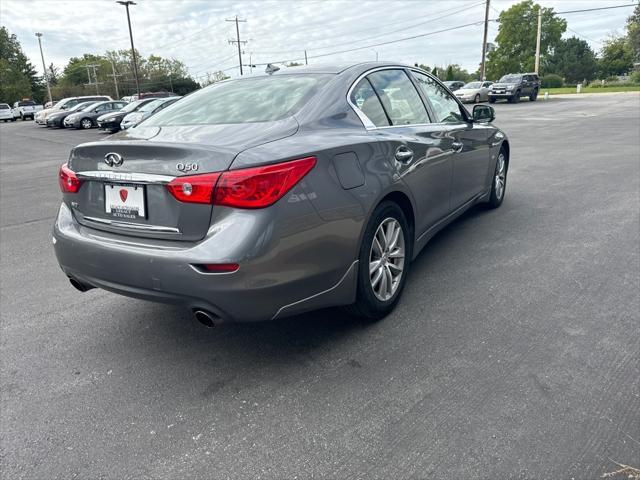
[176,162,199,172]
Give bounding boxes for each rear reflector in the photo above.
[59,163,82,193]
[196,263,240,273]
[166,172,221,204]
[165,157,316,208]
[214,156,316,209]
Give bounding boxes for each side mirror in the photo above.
[473,105,495,123]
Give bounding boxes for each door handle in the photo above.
[452,141,464,153]
[395,146,414,163]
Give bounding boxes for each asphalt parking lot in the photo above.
[1,94,639,479]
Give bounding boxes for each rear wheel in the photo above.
[487,148,508,209]
[348,201,412,321]
[489,97,496,104]
[474,94,480,103]
[529,89,538,101]
[80,118,93,129]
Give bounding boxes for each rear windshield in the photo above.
[0,104,9,109]
[499,75,522,83]
[18,101,36,106]
[146,74,331,126]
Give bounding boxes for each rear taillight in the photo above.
[215,156,316,208]
[59,163,82,193]
[166,173,221,204]
[165,157,316,208]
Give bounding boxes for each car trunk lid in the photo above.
[67,118,298,241]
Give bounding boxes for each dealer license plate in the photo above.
[105,184,146,219]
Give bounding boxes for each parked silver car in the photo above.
[454,81,494,103]
[53,63,510,325]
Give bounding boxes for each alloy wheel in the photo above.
[369,217,405,301]
[494,152,506,200]
[81,119,92,129]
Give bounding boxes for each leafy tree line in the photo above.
[0,26,44,104]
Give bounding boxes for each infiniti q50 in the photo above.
[53,62,510,325]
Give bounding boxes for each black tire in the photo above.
[487,147,508,209]
[529,89,538,101]
[474,94,480,104]
[489,97,496,104]
[347,201,412,321]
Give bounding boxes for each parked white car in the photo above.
[35,95,112,125]
[12,100,43,120]
[454,81,494,103]
[0,103,16,122]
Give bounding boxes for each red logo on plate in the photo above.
[119,189,128,202]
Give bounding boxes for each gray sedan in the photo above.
[53,62,510,325]
[454,81,494,103]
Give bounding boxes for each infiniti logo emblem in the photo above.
[104,152,124,167]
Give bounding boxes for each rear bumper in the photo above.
[53,202,359,322]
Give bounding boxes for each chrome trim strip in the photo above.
[271,260,359,320]
[76,171,175,184]
[82,216,181,234]
[346,66,470,131]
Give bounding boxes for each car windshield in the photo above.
[146,74,330,126]
[464,82,482,89]
[138,99,167,113]
[0,104,9,109]
[69,102,94,112]
[121,100,149,113]
[79,102,102,112]
[18,101,36,106]
[499,75,522,83]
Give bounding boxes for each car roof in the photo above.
[242,61,415,78]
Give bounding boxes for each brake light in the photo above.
[165,157,316,208]
[214,156,316,208]
[59,163,82,193]
[166,173,221,204]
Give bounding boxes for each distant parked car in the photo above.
[46,101,98,128]
[120,96,180,129]
[443,81,465,91]
[489,73,539,103]
[12,100,43,120]
[0,103,15,122]
[96,98,156,133]
[131,91,174,101]
[63,101,127,129]
[35,95,112,125]
[454,81,493,103]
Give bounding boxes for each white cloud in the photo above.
[1,0,633,79]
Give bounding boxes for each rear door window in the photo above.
[350,78,390,127]
[366,69,430,126]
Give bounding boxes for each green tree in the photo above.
[599,36,633,77]
[486,0,566,80]
[0,26,43,103]
[445,65,454,81]
[415,63,431,72]
[626,3,640,62]
[431,66,438,78]
[545,37,598,83]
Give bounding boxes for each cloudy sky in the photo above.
[1,0,634,80]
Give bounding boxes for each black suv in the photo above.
[488,73,539,103]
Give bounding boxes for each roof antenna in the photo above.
[265,63,280,75]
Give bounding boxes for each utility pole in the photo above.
[85,64,102,94]
[480,0,490,80]
[534,5,542,74]
[108,61,122,99]
[35,33,52,104]
[226,16,247,75]
[304,50,308,65]
[117,1,141,97]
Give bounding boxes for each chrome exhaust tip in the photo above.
[69,277,94,292]
[193,309,221,328]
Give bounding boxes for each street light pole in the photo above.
[534,5,542,74]
[117,1,141,98]
[35,33,52,104]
